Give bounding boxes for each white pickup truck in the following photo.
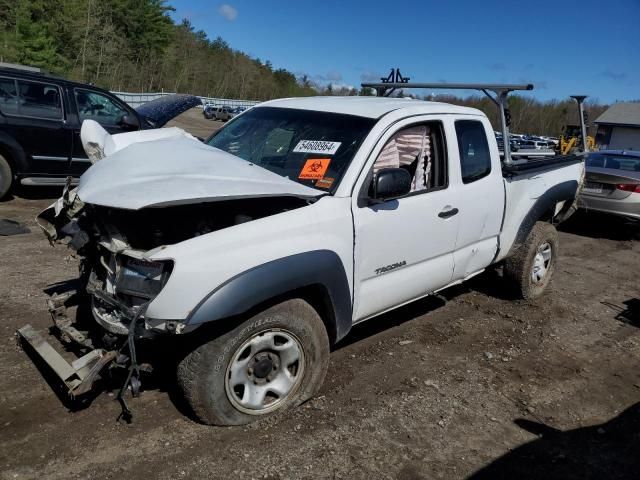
[19,90,585,425]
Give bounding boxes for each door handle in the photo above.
[438,207,459,219]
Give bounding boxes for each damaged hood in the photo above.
[77,136,323,210]
[135,94,203,128]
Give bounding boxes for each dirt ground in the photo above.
[0,114,639,479]
[165,107,224,139]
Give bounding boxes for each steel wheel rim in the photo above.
[225,329,305,415]
[531,242,552,283]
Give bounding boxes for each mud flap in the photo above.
[16,324,116,397]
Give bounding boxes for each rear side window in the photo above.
[17,80,63,119]
[0,78,19,115]
[455,120,491,183]
[586,153,640,172]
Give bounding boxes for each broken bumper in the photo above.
[16,324,117,397]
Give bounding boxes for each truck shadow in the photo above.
[11,185,64,201]
[558,211,640,241]
[335,295,448,350]
[467,402,640,480]
[336,268,519,351]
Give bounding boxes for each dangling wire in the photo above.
[116,301,150,423]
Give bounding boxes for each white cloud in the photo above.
[218,4,238,21]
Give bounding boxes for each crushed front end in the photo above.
[17,181,310,418]
[17,184,178,418]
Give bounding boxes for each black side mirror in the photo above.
[120,113,140,130]
[372,168,412,202]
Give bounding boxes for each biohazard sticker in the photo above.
[299,158,331,180]
[293,140,341,155]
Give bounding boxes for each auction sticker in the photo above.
[293,140,341,155]
[315,177,335,189]
[299,158,331,180]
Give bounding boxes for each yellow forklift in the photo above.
[559,124,595,155]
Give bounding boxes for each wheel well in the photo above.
[184,283,340,348]
[289,285,338,345]
[540,206,555,223]
[240,284,338,345]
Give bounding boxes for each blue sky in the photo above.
[170,0,639,103]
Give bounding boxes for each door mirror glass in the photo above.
[373,168,412,201]
[120,113,140,129]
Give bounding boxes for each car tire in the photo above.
[177,299,330,425]
[0,153,13,200]
[504,221,558,300]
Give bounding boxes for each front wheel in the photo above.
[177,299,330,425]
[504,221,559,300]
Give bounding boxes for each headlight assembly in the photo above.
[116,256,173,301]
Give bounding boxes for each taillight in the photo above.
[616,184,640,193]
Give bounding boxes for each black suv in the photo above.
[0,63,200,198]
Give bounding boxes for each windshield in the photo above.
[207,106,375,191]
[586,153,640,172]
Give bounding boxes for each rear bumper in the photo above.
[579,195,640,220]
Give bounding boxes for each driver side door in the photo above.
[352,118,460,321]
[69,88,138,175]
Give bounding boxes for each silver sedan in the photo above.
[580,150,640,220]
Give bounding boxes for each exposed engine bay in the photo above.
[39,183,309,331]
[25,181,310,419]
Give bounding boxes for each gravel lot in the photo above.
[0,113,639,479]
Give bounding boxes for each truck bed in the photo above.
[495,155,585,263]
[502,154,584,175]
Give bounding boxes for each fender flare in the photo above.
[508,180,579,256]
[186,250,353,343]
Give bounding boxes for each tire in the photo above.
[177,299,330,425]
[0,153,12,200]
[504,221,559,300]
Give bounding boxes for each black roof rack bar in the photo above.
[360,81,534,164]
[361,82,533,94]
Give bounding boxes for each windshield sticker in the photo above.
[293,140,341,155]
[315,177,335,189]
[299,158,331,180]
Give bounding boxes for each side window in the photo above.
[455,120,491,183]
[75,89,127,126]
[371,122,447,194]
[0,78,19,115]
[16,80,63,119]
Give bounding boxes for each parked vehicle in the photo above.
[19,88,584,425]
[580,150,640,220]
[203,104,217,119]
[496,136,520,152]
[0,63,201,198]
[214,106,233,121]
[520,140,553,150]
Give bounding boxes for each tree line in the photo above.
[0,0,316,99]
[428,93,608,137]
[0,0,609,136]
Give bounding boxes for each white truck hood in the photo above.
[77,136,323,210]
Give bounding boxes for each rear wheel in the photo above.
[177,299,330,425]
[504,221,558,300]
[0,153,12,199]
